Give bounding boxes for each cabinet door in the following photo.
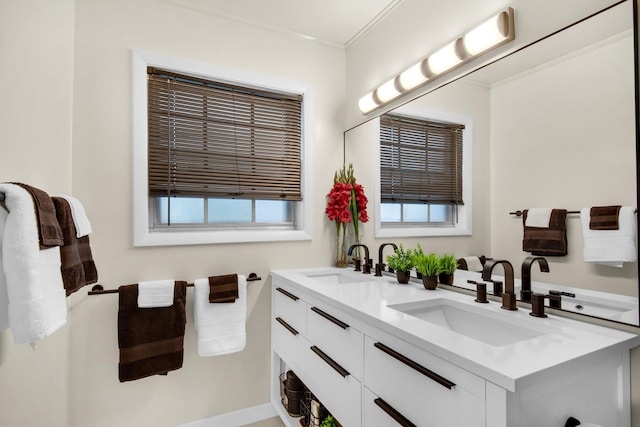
[364,336,485,427]
[272,314,307,374]
[307,302,364,380]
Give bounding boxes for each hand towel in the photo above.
[194,275,246,357]
[118,281,187,382]
[457,256,484,272]
[53,194,92,237]
[0,183,67,345]
[208,273,239,303]
[589,205,622,230]
[522,209,568,256]
[524,208,553,228]
[137,280,176,308]
[581,206,637,267]
[11,182,63,249]
[52,197,98,296]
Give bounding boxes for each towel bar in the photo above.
[510,209,637,217]
[88,272,262,295]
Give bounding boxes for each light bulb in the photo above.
[375,77,402,103]
[427,41,462,75]
[463,10,511,56]
[358,91,379,114]
[399,61,428,91]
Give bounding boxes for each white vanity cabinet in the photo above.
[271,268,639,427]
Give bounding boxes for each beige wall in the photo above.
[491,34,636,295]
[1,0,345,426]
[0,0,75,426]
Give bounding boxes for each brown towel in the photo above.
[208,274,239,303]
[522,209,568,256]
[589,205,621,230]
[52,197,98,296]
[118,281,187,382]
[12,183,64,249]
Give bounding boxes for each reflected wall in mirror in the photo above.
[345,0,639,325]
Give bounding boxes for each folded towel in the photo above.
[118,281,187,382]
[457,256,484,272]
[589,205,622,230]
[194,275,246,357]
[523,209,568,256]
[137,280,176,308]
[524,208,553,228]
[209,274,239,303]
[11,182,63,249]
[53,194,92,237]
[581,206,637,267]
[0,183,67,344]
[52,197,98,296]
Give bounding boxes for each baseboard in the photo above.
[175,402,278,427]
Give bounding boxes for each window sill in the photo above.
[375,225,472,239]
[134,228,312,247]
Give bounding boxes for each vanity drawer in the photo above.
[273,284,306,336]
[364,336,485,427]
[307,303,363,380]
[272,315,307,373]
[304,344,362,427]
[364,387,420,427]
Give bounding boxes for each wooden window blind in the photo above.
[147,67,303,201]
[380,113,464,205]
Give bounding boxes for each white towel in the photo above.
[137,280,175,308]
[0,203,10,332]
[525,208,553,228]
[581,206,637,267]
[0,184,67,345]
[462,256,484,272]
[193,275,246,357]
[53,194,92,237]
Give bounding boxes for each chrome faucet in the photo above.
[377,243,398,274]
[521,256,550,303]
[481,259,517,310]
[348,244,371,274]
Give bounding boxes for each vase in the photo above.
[334,223,348,268]
[396,271,411,284]
[423,275,438,290]
[438,273,454,285]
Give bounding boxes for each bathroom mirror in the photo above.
[344,0,640,325]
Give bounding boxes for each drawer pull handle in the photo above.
[374,397,417,427]
[275,317,299,336]
[310,346,350,378]
[374,342,456,390]
[276,287,299,301]
[310,306,349,329]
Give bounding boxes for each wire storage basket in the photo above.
[280,371,306,418]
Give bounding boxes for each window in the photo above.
[133,52,312,246]
[375,111,472,237]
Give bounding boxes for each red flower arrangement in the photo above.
[326,163,368,267]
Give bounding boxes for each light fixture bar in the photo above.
[358,7,515,114]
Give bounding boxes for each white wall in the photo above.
[0,0,75,426]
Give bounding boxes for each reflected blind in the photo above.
[147,67,303,201]
[380,114,464,204]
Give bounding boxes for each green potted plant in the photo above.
[438,253,457,285]
[414,251,441,290]
[386,244,414,284]
[411,244,425,279]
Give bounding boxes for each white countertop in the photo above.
[271,266,640,392]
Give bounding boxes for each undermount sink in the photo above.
[388,299,548,347]
[304,272,373,285]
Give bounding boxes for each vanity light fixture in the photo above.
[358,7,515,114]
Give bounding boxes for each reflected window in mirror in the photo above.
[378,113,469,235]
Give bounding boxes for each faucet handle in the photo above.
[501,291,518,311]
[467,280,489,304]
[530,293,562,317]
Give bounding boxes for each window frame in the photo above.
[374,106,473,238]
[132,50,313,246]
